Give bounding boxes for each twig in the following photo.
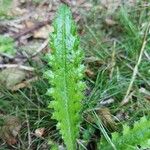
[125,63,150,86]
[0,64,35,71]
[121,23,150,106]
[110,41,116,79]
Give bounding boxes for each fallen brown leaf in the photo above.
[12,77,38,91]
[0,116,21,145]
[33,25,54,39]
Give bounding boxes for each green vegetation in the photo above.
[99,116,150,149]
[44,5,85,149]
[0,1,150,150]
[0,0,13,19]
[0,35,16,56]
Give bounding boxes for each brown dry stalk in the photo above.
[121,23,150,106]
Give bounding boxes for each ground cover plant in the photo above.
[0,0,150,150]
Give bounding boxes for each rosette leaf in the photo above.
[45,4,85,150]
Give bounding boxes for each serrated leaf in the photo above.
[45,4,85,150]
[100,116,150,150]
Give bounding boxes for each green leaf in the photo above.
[45,4,85,150]
[99,116,150,150]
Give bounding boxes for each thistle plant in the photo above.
[44,5,85,150]
[99,116,150,150]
